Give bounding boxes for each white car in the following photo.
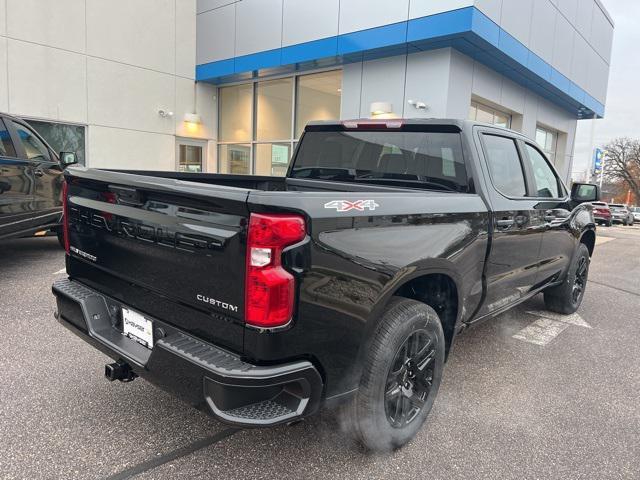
[609,204,634,226]
[630,206,640,223]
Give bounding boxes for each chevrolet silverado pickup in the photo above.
[52,119,599,451]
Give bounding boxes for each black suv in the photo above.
[0,113,77,242]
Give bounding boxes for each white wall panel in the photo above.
[500,77,526,114]
[556,0,578,25]
[197,5,236,64]
[88,126,176,170]
[176,0,197,78]
[0,0,5,36]
[404,49,453,118]
[574,0,594,38]
[235,0,282,56]
[570,33,590,89]
[590,7,613,64]
[587,53,609,104]
[87,0,176,74]
[282,0,339,46]
[6,0,86,54]
[340,62,363,119]
[197,0,238,14]
[0,38,7,112]
[500,0,533,46]
[552,13,574,77]
[446,50,474,119]
[175,78,216,140]
[359,55,407,117]
[87,58,175,135]
[339,0,409,34]
[474,0,502,24]
[529,0,557,61]
[521,92,539,139]
[8,40,87,123]
[472,62,502,105]
[410,0,473,19]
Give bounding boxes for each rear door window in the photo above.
[482,134,527,197]
[291,130,469,192]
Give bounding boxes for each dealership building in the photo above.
[0,0,613,182]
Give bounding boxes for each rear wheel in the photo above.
[56,228,65,249]
[341,298,445,452]
[544,243,590,314]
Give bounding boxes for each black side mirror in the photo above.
[60,152,78,167]
[570,183,600,206]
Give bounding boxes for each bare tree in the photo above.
[603,138,640,202]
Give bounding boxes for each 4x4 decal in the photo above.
[324,200,380,212]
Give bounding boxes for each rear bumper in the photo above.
[52,278,323,427]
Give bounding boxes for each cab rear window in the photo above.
[291,131,469,192]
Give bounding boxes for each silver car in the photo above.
[609,204,634,226]
[630,206,640,223]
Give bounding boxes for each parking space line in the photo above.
[512,318,571,346]
[525,311,591,329]
[53,268,66,275]
[588,279,640,298]
[595,236,616,245]
[105,428,238,480]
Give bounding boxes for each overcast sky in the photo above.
[573,0,640,176]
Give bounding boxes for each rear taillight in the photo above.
[62,180,70,255]
[245,213,306,328]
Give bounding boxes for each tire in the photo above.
[341,297,445,452]
[606,221,612,227]
[56,228,65,249]
[544,243,590,314]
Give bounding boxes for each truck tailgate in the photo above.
[64,168,249,352]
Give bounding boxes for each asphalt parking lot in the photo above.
[1,226,639,480]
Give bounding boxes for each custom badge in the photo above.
[324,200,380,212]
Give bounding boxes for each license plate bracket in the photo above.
[122,308,154,349]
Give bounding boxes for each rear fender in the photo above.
[346,261,464,391]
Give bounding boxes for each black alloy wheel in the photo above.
[385,330,436,428]
[544,243,590,314]
[572,256,588,304]
[340,297,445,452]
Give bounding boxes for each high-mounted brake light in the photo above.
[62,180,70,255]
[342,120,404,130]
[245,213,306,329]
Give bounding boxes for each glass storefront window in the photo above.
[536,126,558,164]
[27,120,86,165]
[219,144,251,174]
[468,101,512,129]
[256,78,293,141]
[296,70,342,138]
[255,143,291,176]
[178,144,203,173]
[217,70,342,176]
[219,84,252,142]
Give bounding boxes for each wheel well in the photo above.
[580,230,596,257]
[394,274,459,356]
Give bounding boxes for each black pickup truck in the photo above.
[0,113,77,242]
[52,119,599,451]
